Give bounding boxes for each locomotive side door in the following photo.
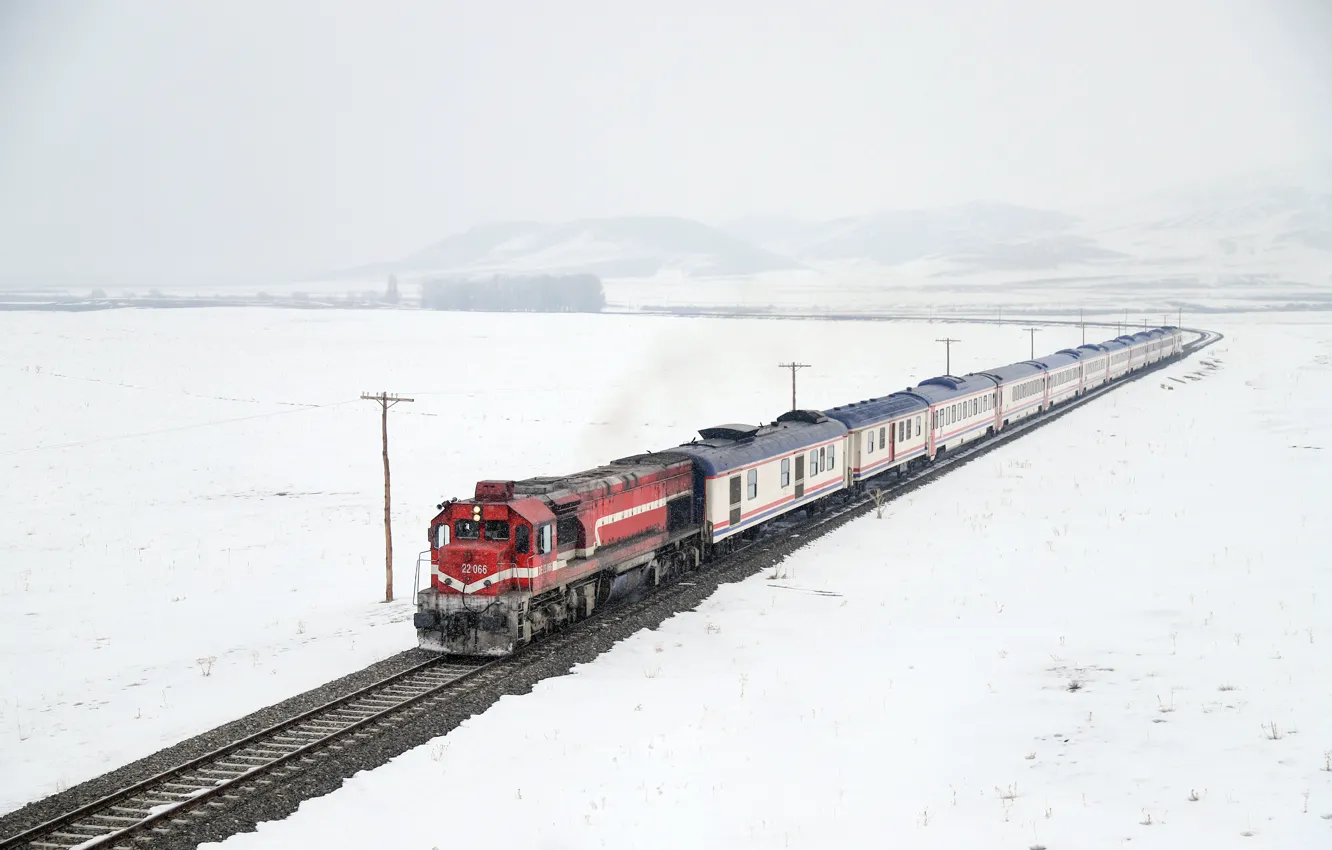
[888,418,896,463]
[794,454,805,499]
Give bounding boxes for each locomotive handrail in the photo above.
[413,549,430,597]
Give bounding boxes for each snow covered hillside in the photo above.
[0,309,1093,814]
[201,314,1332,850]
[296,173,1332,318]
[325,216,802,282]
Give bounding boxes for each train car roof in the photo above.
[904,373,997,404]
[673,409,848,476]
[976,361,1045,384]
[1031,351,1080,369]
[823,392,929,430]
[1098,338,1128,351]
[1075,343,1109,356]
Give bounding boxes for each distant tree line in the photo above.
[420,273,606,313]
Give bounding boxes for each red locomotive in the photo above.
[415,453,703,654]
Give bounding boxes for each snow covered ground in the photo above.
[193,312,1332,850]
[1,308,1093,814]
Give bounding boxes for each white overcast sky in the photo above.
[1,0,1329,280]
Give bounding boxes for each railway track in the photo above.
[1,658,498,850]
[2,327,1220,850]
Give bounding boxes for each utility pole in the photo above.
[1177,306,1182,327]
[778,362,810,410]
[1080,308,1085,345]
[935,337,960,375]
[1022,326,1041,360]
[361,391,415,603]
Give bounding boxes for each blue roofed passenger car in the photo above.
[977,360,1047,426]
[672,409,847,544]
[904,372,999,457]
[824,392,930,482]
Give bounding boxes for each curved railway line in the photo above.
[1,326,1222,850]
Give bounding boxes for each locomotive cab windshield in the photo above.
[432,503,548,560]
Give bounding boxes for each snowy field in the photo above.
[4,310,1330,848]
[192,312,1331,850]
[1,308,1092,813]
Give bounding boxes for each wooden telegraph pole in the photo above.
[778,362,811,410]
[362,391,414,602]
[935,337,960,375]
[1022,326,1041,359]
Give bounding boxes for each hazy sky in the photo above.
[1,0,1329,281]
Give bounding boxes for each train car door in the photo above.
[794,455,805,498]
[728,475,742,528]
[927,407,937,458]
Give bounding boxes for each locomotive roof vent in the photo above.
[474,480,516,502]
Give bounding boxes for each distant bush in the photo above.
[421,273,606,313]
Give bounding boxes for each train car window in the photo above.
[931,410,936,430]
[484,520,509,541]
[867,432,874,453]
[810,450,817,473]
[537,524,553,554]
[514,524,530,554]
[819,446,826,471]
[434,524,449,548]
[781,457,790,487]
[828,442,835,468]
[747,468,758,500]
[898,420,905,442]
[915,416,921,436]
[879,427,885,449]
[454,519,479,540]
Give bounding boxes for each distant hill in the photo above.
[324,216,804,281]
[723,203,1113,270]
[321,170,1332,288]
